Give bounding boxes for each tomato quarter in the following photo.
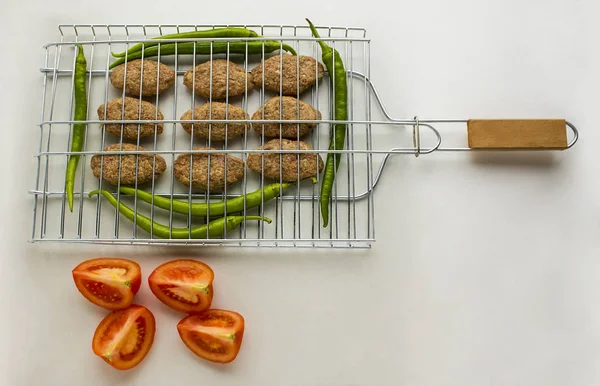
[92,305,156,370]
[148,259,214,314]
[177,309,245,364]
[72,258,141,310]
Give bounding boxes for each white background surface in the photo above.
[1,0,599,385]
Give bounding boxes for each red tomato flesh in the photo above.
[92,305,156,370]
[148,259,214,314]
[73,258,141,310]
[177,309,245,363]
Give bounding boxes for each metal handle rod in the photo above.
[58,24,368,38]
[44,36,370,48]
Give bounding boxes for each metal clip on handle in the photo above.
[412,116,420,157]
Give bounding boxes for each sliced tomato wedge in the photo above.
[92,304,156,370]
[177,309,245,363]
[148,259,214,314]
[72,258,141,310]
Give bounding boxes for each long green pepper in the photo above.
[109,41,297,69]
[307,19,348,227]
[65,45,88,212]
[114,182,292,217]
[112,27,260,58]
[89,190,271,239]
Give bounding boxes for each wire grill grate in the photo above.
[31,24,376,248]
[30,24,578,248]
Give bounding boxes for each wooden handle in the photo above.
[467,119,568,149]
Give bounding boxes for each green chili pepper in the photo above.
[89,190,271,239]
[110,182,292,217]
[109,40,297,69]
[65,45,88,212]
[307,19,348,228]
[112,27,260,58]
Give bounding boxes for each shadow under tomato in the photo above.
[179,348,244,373]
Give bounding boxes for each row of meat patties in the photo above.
[90,140,324,191]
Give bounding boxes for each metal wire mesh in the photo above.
[31,24,376,247]
[30,24,579,247]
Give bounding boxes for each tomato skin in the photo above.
[177,309,245,364]
[92,305,156,370]
[72,258,142,310]
[148,259,214,314]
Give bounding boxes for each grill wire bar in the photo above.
[30,24,579,248]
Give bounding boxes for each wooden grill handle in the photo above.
[467,119,568,149]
